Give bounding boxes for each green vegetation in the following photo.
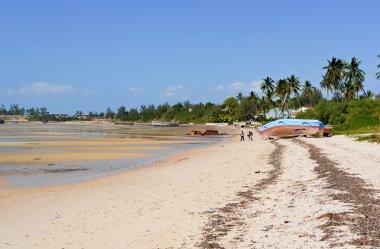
[294,55,380,135]
[356,134,380,143]
[296,98,380,134]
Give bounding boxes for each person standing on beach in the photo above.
[240,131,245,141]
[248,131,253,141]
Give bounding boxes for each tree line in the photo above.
[111,55,378,123]
[0,104,48,116]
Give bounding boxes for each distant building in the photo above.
[76,113,90,120]
[263,106,314,119]
[49,113,68,118]
[263,108,291,119]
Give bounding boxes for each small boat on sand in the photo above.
[259,119,332,138]
[189,129,219,136]
[152,121,179,127]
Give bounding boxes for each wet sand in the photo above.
[0,151,150,166]
[0,122,223,187]
[1,130,379,248]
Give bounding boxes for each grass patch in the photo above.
[356,134,380,143]
[333,125,380,135]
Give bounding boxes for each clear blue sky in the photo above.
[1,0,379,114]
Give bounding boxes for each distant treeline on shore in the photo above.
[1,56,380,134]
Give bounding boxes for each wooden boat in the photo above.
[152,121,179,127]
[190,129,219,136]
[259,119,332,138]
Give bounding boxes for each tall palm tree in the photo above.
[258,96,269,120]
[260,77,275,116]
[302,80,314,96]
[322,57,347,101]
[236,92,243,103]
[260,77,275,96]
[248,91,259,101]
[320,79,331,100]
[286,74,301,108]
[346,57,366,98]
[302,80,316,105]
[248,91,259,113]
[365,90,374,99]
[287,74,301,97]
[376,55,380,80]
[275,79,290,114]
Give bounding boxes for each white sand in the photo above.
[0,131,273,248]
[232,138,357,249]
[299,135,380,197]
[0,131,379,248]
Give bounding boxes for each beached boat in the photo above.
[258,119,332,138]
[189,129,219,136]
[152,121,179,127]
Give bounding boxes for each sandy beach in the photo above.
[0,130,379,248]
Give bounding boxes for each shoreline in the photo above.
[0,122,232,188]
[2,129,237,192]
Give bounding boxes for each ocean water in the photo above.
[0,122,228,188]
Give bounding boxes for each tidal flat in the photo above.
[0,122,226,187]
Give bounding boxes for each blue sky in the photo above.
[1,0,379,114]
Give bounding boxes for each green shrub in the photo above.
[356,134,380,143]
[296,99,380,134]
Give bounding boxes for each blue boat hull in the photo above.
[259,119,329,138]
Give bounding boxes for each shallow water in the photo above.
[0,122,228,188]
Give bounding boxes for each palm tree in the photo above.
[322,57,347,101]
[287,74,301,97]
[248,91,259,101]
[376,55,380,80]
[302,81,314,96]
[320,79,331,100]
[275,79,290,114]
[236,92,243,103]
[260,77,275,96]
[248,91,259,114]
[257,96,267,120]
[346,57,366,98]
[365,90,374,99]
[302,80,316,105]
[342,81,355,101]
[285,74,301,108]
[260,77,275,116]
